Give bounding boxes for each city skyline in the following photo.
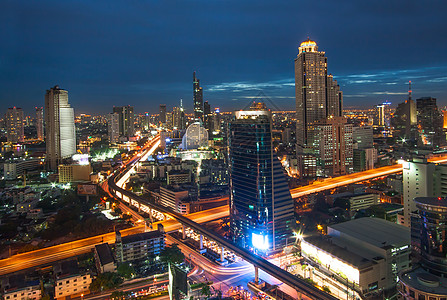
[2,1,447,115]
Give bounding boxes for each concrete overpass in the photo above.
[108,137,338,300]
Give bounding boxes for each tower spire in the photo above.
[408,80,412,101]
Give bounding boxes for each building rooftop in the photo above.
[121,230,164,244]
[414,197,447,208]
[400,266,447,296]
[303,235,376,269]
[328,217,410,250]
[95,243,115,266]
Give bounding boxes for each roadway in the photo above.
[108,138,338,300]
[290,155,447,199]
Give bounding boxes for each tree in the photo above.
[160,244,185,265]
[89,272,123,292]
[114,207,123,215]
[200,285,212,299]
[117,263,135,279]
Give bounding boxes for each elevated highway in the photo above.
[108,137,338,300]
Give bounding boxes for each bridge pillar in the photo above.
[199,234,203,250]
[254,266,259,285]
[220,246,224,262]
[182,224,186,240]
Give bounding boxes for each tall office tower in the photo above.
[309,116,353,176]
[203,101,211,131]
[399,197,447,299]
[165,112,173,130]
[107,112,120,144]
[113,105,134,138]
[5,107,24,143]
[213,108,221,132]
[45,86,76,170]
[417,97,445,148]
[172,101,186,130]
[383,101,392,127]
[295,38,343,149]
[352,126,374,149]
[294,39,348,177]
[36,107,44,141]
[374,103,385,126]
[159,104,167,125]
[392,83,418,142]
[229,102,294,252]
[193,72,203,121]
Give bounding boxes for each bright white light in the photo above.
[252,233,269,250]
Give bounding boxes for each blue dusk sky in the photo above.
[1,1,447,115]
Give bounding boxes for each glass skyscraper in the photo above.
[229,102,294,252]
[193,71,203,122]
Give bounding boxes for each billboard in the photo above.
[77,184,98,195]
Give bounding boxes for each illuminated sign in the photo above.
[72,154,89,165]
[252,233,269,250]
[77,184,98,195]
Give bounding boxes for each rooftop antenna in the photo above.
[408,80,412,101]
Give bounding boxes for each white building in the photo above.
[3,283,41,300]
[54,261,91,300]
[3,158,41,180]
[302,218,410,296]
[45,86,76,170]
[401,158,447,227]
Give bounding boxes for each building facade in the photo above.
[107,112,120,144]
[294,39,351,177]
[113,105,134,138]
[399,197,447,299]
[193,72,203,121]
[5,107,24,143]
[35,107,44,141]
[45,86,76,170]
[229,103,294,251]
[115,228,165,263]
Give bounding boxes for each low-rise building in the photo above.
[94,243,116,273]
[0,276,41,300]
[167,170,191,185]
[302,218,410,297]
[3,158,41,180]
[58,164,92,183]
[54,260,92,300]
[115,225,165,263]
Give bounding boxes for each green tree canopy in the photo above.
[160,243,184,265]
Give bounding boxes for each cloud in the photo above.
[207,79,294,92]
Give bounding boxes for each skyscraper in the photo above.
[5,107,24,143]
[193,72,203,121]
[229,102,294,251]
[36,107,44,141]
[107,112,120,144]
[295,39,343,149]
[294,39,348,176]
[416,97,445,147]
[203,101,211,131]
[113,105,135,138]
[159,104,167,125]
[45,86,76,170]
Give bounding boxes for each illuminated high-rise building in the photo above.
[203,101,211,131]
[193,72,203,121]
[159,104,167,125]
[113,105,134,138]
[45,86,76,170]
[107,112,120,144]
[36,107,44,141]
[229,102,294,251]
[294,39,348,177]
[5,107,24,143]
[416,97,445,148]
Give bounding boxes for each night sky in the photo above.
[2,1,447,115]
